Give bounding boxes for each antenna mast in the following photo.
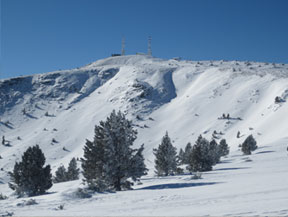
[148,36,152,56]
[121,37,125,56]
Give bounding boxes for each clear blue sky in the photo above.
[1,0,288,79]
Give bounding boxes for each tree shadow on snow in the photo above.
[257,145,272,150]
[0,122,14,129]
[214,167,250,171]
[255,150,275,154]
[25,113,38,119]
[137,182,220,190]
[218,159,233,164]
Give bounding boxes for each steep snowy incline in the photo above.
[1,55,288,176]
[1,55,288,215]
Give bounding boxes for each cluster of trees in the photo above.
[53,158,79,183]
[154,132,229,176]
[8,110,147,196]
[7,110,258,198]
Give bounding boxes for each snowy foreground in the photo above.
[1,55,288,216]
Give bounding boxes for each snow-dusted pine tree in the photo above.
[219,139,229,156]
[183,142,192,164]
[8,145,52,196]
[187,135,214,172]
[128,144,147,185]
[209,139,221,165]
[241,135,257,155]
[154,131,178,176]
[53,165,67,183]
[81,132,107,191]
[67,157,80,181]
[178,148,185,165]
[81,110,147,191]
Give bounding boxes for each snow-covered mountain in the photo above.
[1,55,288,216]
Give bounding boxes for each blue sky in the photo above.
[1,0,288,79]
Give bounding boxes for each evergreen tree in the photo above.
[187,135,214,172]
[82,135,106,191]
[53,158,80,183]
[241,135,257,155]
[219,139,229,156]
[178,148,185,165]
[154,132,178,176]
[183,142,192,164]
[8,145,52,196]
[209,139,221,165]
[67,157,80,181]
[53,165,67,183]
[81,110,147,191]
[128,144,147,184]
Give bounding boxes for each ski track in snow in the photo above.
[1,55,288,216]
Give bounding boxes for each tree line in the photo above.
[7,110,257,197]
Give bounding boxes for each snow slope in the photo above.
[0,55,288,216]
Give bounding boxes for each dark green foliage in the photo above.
[67,157,80,181]
[154,132,178,176]
[81,110,148,192]
[177,148,185,165]
[178,142,193,165]
[129,144,147,182]
[53,165,67,183]
[187,136,229,172]
[187,135,214,172]
[53,158,79,183]
[8,145,52,196]
[241,135,257,155]
[81,139,103,190]
[209,139,221,165]
[175,167,184,175]
[219,139,229,156]
[183,142,192,164]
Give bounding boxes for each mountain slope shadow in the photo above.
[137,182,219,190]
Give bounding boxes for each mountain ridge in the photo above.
[1,55,288,216]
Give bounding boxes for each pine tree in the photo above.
[178,148,185,165]
[209,139,221,165]
[53,158,80,183]
[128,144,147,184]
[81,135,106,191]
[187,135,214,172]
[53,165,67,183]
[219,139,229,156]
[81,110,147,191]
[241,135,257,155]
[67,157,80,181]
[183,142,192,164]
[154,131,178,176]
[8,145,52,196]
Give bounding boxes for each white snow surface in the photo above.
[0,55,288,216]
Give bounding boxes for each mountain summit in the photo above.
[1,55,288,215]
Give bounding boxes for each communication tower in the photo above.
[121,37,125,56]
[148,36,152,56]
